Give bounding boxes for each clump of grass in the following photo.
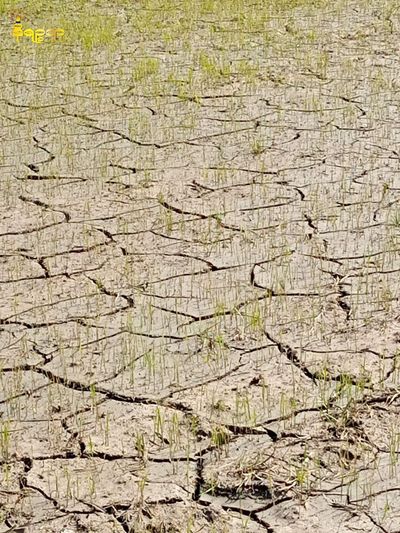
[60,12,119,51]
[132,57,160,83]
[211,425,230,448]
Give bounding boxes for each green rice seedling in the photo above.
[167,412,181,453]
[1,463,11,487]
[382,500,392,521]
[185,514,195,533]
[279,392,296,426]
[248,303,263,332]
[198,51,231,81]
[85,471,95,501]
[0,420,11,461]
[186,414,200,438]
[203,471,219,497]
[135,431,146,459]
[251,139,265,156]
[102,413,110,447]
[389,428,400,469]
[235,390,251,424]
[153,406,164,443]
[62,464,74,506]
[212,399,228,414]
[214,301,226,317]
[142,349,156,386]
[86,435,95,456]
[164,209,174,234]
[390,350,400,385]
[260,378,271,414]
[211,425,230,448]
[172,358,181,386]
[295,464,308,487]
[390,211,400,227]
[137,471,148,506]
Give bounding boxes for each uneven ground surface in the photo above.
[1,0,400,531]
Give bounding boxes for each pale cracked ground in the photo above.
[1,1,400,532]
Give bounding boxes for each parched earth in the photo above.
[1,0,400,531]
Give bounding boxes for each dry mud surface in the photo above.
[1,1,400,532]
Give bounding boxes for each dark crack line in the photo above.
[60,108,98,122]
[193,457,204,501]
[148,228,232,246]
[29,136,55,166]
[80,122,164,148]
[28,366,195,416]
[1,315,112,331]
[109,162,137,174]
[31,343,59,365]
[294,187,305,200]
[25,483,70,513]
[303,213,318,231]
[321,270,352,321]
[19,239,112,260]
[18,195,70,222]
[186,177,293,197]
[2,99,65,109]
[0,289,109,323]
[243,512,275,532]
[133,251,219,272]
[165,293,282,329]
[73,498,131,532]
[0,261,107,285]
[157,198,259,234]
[0,383,50,405]
[16,253,51,278]
[159,360,248,401]
[238,198,297,212]
[84,275,135,307]
[263,330,318,383]
[16,174,87,181]
[223,423,278,440]
[0,220,64,236]
[300,252,343,265]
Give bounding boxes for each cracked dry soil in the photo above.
[1,0,400,532]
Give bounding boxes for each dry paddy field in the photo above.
[1,0,400,531]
